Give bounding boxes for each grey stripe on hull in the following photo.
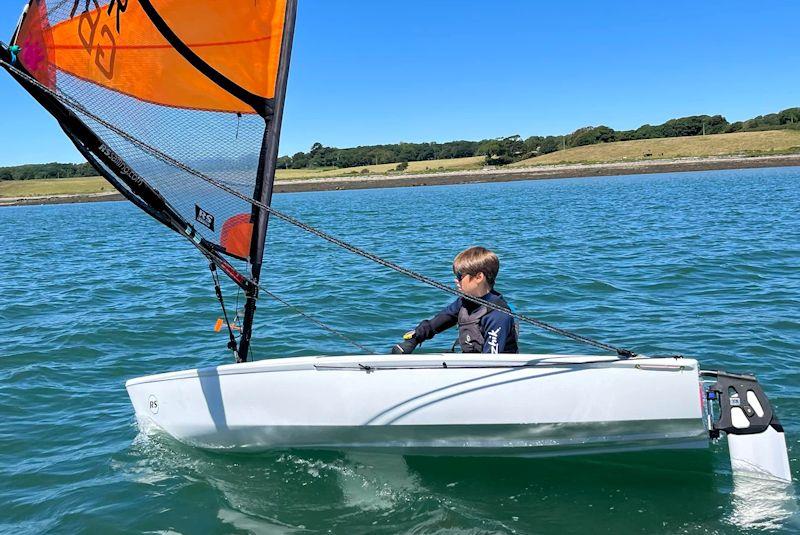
[167,419,709,454]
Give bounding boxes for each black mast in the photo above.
[237,0,298,362]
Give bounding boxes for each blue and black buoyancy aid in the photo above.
[457,293,519,353]
[413,290,519,354]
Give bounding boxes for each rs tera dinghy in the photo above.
[2,0,792,483]
[125,354,793,482]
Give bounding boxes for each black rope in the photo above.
[2,60,635,357]
[258,284,375,354]
[256,210,635,357]
[209,263,240,358]
[234,287,242,328]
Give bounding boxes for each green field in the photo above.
[274,156,485,179]
[512,129,800,167]
[0,176,110,198]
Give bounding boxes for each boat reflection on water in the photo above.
[728,472,799,532]
[119,430,798,533]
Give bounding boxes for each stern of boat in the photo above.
[701,370,792,482]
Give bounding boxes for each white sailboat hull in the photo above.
[126,354,710,455]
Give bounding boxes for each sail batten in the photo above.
[137,0,274,116]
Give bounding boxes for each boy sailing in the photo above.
[392,246,518,354]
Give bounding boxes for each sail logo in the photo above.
[106,0,129,33]
[98,144,144,186]
[72,0,123,80]
[195,205,216,232]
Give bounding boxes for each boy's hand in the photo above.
[391,332,420,354]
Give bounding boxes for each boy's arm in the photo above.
[391,300,459,354]
[481,311,514,354]
[413,299,459,342]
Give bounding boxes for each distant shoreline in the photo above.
[2,153,799,208]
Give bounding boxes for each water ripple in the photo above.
[1,167,798,533]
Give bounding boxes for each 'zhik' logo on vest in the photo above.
[488,327,501,354]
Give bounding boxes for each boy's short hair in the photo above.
[453,246,500,287]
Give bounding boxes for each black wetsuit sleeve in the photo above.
[414,299,459,341]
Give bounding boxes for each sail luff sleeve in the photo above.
[238,0,298,362]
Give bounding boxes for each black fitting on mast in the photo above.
[0,41,11,63]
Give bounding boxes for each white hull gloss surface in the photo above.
[126,354,708,454]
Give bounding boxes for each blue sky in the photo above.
[0,0,798,166]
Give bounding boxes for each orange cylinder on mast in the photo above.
[220,214,254,259]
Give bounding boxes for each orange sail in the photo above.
[5,0,298,360]
[17,0,287,114]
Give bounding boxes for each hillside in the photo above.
[513,130,800,167]
[275,156,483,180]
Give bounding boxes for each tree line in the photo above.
[0,162,97,180]
[277,140,482,169]
[3,107,799,179]
[284,107,800,168]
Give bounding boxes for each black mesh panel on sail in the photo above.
[10,0,286,258]
[67,85,264,247]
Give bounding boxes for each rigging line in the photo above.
[234,287,242,329]
[54,0,80,15]
[258,217,633,357]
[209,263,240,356]
[257,284,375,355]
[0,59,634,357]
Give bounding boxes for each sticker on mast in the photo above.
[195,205,215,231]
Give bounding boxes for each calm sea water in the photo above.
[1,167,798,534]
